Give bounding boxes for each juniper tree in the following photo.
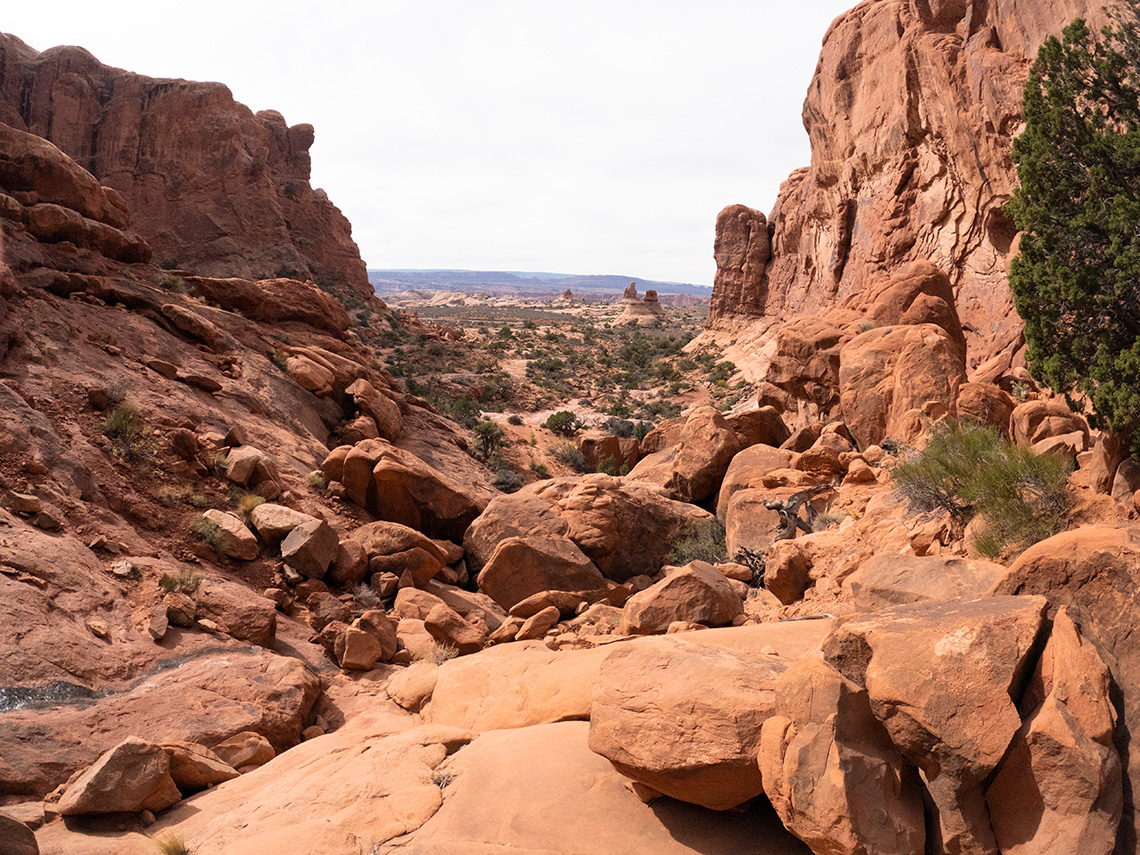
[1007,4,1140,452]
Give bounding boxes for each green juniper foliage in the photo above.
[1008,5,1140,452]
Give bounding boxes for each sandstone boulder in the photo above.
[823,596,1049,855]
[985,608,1121,855]
[348,521,448,586]
[716,444,796,519]
[464,474,712,582]
[280,518,339,579]
[249,503,316,545]
[424,603,487,656]
[618,561,743,636]
[589,638,785,809]
[843,554,1010,611]
[57,737,181,815]
[725,406,791,450]
[195,579,277,648]
[957,382,1015,436]
[161,742,239,793]
[212,732,275,770]
[200,509,259,561]
[476,535,606,612]
[0,812,37,855]
[334,626,385,671]
[1011,399,1090,448]
[760,656,926,855]
[838,323,966,449]
[515,605,561,641]
[855,260,966,358]
[285,354,335,396]
[627,406,741,502]
[346,378,403,441]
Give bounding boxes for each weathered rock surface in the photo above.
[161,742,240,793]
[618,561,743,635]
[760,656,926,855]
[476,535,606,612]
[823,596,1049,855]
[464,474,711,582]
[0,34,372,296]
[628,405,741,502]
[200,509,259,561]
[56,736,181,815]
[843,554,1010,611]
[0,812,38,855]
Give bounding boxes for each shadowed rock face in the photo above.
[0,33,371,299]
[708,0,1108,370]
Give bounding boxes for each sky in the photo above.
[4,1,854,286]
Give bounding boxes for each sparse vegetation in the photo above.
[189,493,209,508]
[102,401,148,461]
[159,567,202,596]
[550,442,589,473]
[529,460,550,479]
[157,274,188,294]
[892,421,1071,558]
[415,640,460,665]
[508,414,524,426]
[545,410,583,436]
[431,767,453,789]
[667,519,728,565]
[270,350,289,370]
[153,833,191,855]
[190,515,224,552]
[492,467,523,493]
[306,471,327,490]
[474,420,507,460]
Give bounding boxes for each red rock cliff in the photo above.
[708,0,1107,370]
[0,33,371,299]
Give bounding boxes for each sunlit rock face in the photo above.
[708,0,1108,372]
[0,32,372,299]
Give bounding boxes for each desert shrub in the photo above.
[440,397,482,429]
[190,516,224,552]
[153,834,191,855]
[858,320,875,332]
[414,640,459,665]
[812,512,847,532]
[545,410,583,436]
[529,460,550,479]
[550,442,589,473]
[892,421,1071,558]
[474,421,506,460]
[157,274,187,294]
[306,471,327,490]
[102,402,147,461]
[667,519,728,565]
[595,455,629,477]
[270,350,289,370]
[492,468,523,493]
[603,418,634,438]
[354,583,383,610]
[189,493,209,508]
[508,414,524,426]
[159,567,202,596]
[229,490,265,517]
[633,421,652,443]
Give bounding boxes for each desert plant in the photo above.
[159,567,202,596]
[270,350,289,370]
[153,834,191,855]
[189,493,209,508]
[508,414,524,426]
[354,583,383,609]
[550,442,589,473]
[492,467,523,493]
[668,519,728,565]
[529,460,550,479]
[633,421,652,443]
[306,471,327,490]
[230,491,265,518]
[474,420,507,460]
[102,402,148,461]
[104,379,129,407]
[157,274,187,294]
[892,421,1071,558]
[414,641,459,665]
[545,410,583,436]
[595,455,629,477]
[190,516,224,552]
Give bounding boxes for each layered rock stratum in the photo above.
[0,33,371,299]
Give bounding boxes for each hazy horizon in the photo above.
[4,1,854,285]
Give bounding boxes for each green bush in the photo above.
[102,402,148,461]
[160,568,202,596]
[892,421,1071,558]
[545,410,583,436]
[595,455,629,477]
[474,420,507,460]
[550,442,589,473]
[508,414,524,426]
[667,519,728,565]
[492,467,523,493]
[190,516,224,552]
[529,460,550,479]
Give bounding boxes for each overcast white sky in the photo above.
[5,1,853,285]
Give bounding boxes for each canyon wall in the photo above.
[0,33,371,299]
[709,0,1107,372]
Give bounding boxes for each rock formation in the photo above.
[615,281,665,325]
[706,0,1109,375]
[0,33,372,300]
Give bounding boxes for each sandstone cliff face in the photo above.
[0,33,371,299]
[708,0,1107,370]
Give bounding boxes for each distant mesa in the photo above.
[616,282,665,326]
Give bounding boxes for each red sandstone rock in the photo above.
[57,737,181,815]
[618,561,743,636]
[627,406,741,502]
[476,535,606,612]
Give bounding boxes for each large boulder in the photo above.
[956,382,1015,436]
[464,474,712,582]
[992,526,1140,851]
[346,378,403,441]
[0,812,38,855]
[588,637,787,810]
[200,509,259,561]
[476,535,606,612]
[249,503,317,545]
[348,521,450,586]
[725,406,791,450]
[326,440,487,542]
[716,444,796,519]
[760,656,926,855]
[843,554,1010,611]
[57,737,181,815]
[854,260,966,359]
[280,518,339,579]
[618,561,743,635]
[838,323,966,449]
[823,596,1049,855]
[161,742,240,793]
[627,406,741,502]
[985,608,1122,855]
[1010,399,1090,448]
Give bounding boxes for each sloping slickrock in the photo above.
[985,608,1122,855]
[0,649,319,798]
[822,596,1049,855]
[617,561,743,635]
[760,657,926,855]
[377,721,812,855]
[115,717,474,855]
[627,405,741,502]
[589,637,788,810]
[991,526,1140,851]
[475,535,605,612]
[57,736,181,815]
[838,323,966,449]
[843,554,1010,611]
[182,275,351,337]
[463,474,711,581]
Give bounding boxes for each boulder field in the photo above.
[2,3,1140,855]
